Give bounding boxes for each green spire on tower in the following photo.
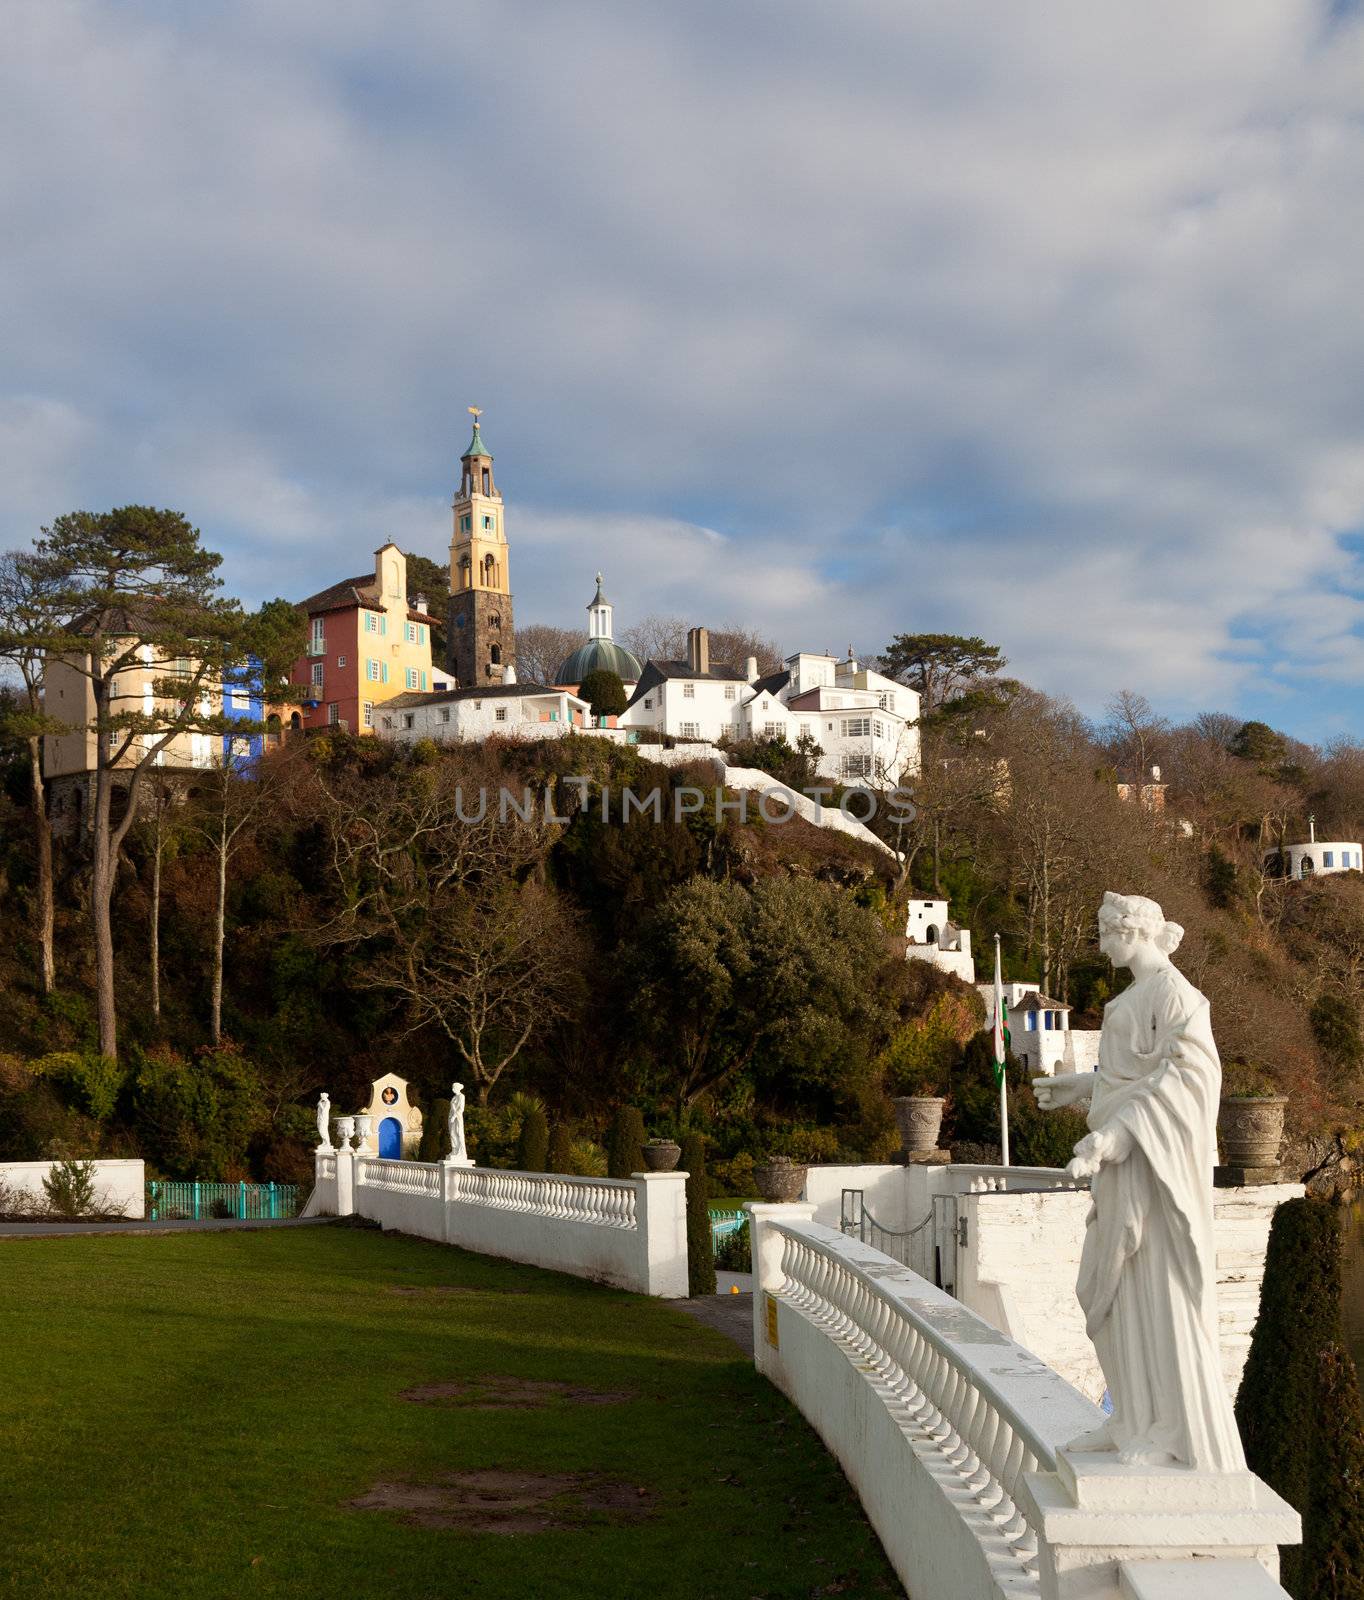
[463,405,491,459]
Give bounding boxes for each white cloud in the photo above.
[1,0,1363,734]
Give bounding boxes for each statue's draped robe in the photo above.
[1078,966,1245,1471]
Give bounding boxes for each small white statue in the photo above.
[1034,892,1245,1472]
[447,1082,467,1163]
[316,1092,333,1152]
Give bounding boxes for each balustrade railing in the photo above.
[768,1220,1100,1582]
[947,1164,1085,1194]
[446,1167,638,1229]
[357,1158,442,1196]
[318,1156,337,1180]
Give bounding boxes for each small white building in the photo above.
[1267,820,1363,880]
[904,898,975,983]
[374,673,591,745]
[617,629,920,789]
[976,981,1101,1076]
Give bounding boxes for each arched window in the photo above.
[289,711,301,731]
[266,713,282,745]
[490,644,502,665]
[482,468,491,494]
[926,926,938,945]
[1300,855,1315,878]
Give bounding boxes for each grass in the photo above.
[0,1224,898,1599]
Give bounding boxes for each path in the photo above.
[672,1270,754,1351]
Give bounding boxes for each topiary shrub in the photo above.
[517,1105,549,1173]
[547,1123,573,1174]
[419,1100,451,1163]
[1235,1196,1364,1598]
[607,1106,647,1179]
[681,1132,716,1297]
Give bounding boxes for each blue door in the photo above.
[379,1117,402,1158]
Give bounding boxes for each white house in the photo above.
[976,981,1101,1076]
[374,672,591,745]
[1266,818,1363,880]
[904,898,975,982]
[616,629,920,789]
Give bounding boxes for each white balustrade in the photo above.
[357,1157,442,1196]
[318,1155,337,1180]
[445,1166,638,1229]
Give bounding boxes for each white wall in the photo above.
[0,1158,145,1218]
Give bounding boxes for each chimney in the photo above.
[744,655,759,684]
[687,626,710,675]
[414,593,429,615]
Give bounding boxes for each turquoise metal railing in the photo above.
[709,1207,747,1252]
[145,1180,300,1222]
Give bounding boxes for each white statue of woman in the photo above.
[316,1092,333,1152]
[1034,891,1245,1472]
[447,1082,467,1163]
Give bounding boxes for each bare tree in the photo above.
[0,551,64,992]
[514,622,584,687]
[1102,689,1168,778]
[621,613,782,673]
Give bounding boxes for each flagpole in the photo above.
[994,934,1011,1167]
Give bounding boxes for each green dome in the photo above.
[556,637,643,685]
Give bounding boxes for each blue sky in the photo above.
[4,0,1364,740]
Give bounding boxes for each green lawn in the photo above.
[0,1224,898,1599]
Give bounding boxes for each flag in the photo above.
[992,939,1009,1086]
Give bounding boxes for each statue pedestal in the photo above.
[1213,1164,1282,1187]
[443,1157,474,1169]
[896,1148,951,1165]
[1019,1449,1299,1600]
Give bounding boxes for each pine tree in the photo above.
[1236,1196,1364,1599]
[517,1105,549,1172]
[607,1106,647,1179]
[680,1132,716,1297]
[546,1123,574,1174]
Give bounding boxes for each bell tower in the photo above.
[447,406,514,685]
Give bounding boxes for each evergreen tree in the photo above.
[516,1104,549,1172]
[607,1106,646,1178]
[577,668,627,720]
[546,1122,574,1174]
[1236,1196,1364,1599]
[680,1131,716,1297]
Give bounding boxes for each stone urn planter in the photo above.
[753,1155,808,1204]
[642,1139,682,1172]
[1218,1095,1288,1169]
[893,1096,946,1156]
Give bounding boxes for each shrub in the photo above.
[129,1042,267,1178]
[517,1105,549,1172]
[607,1106,647,1179]
[547,1123,574,1174]
[681,1132,716,1296]
[577,668,627,720]
[1310,995,1364,1073]
[1235,1196,1364,1599]
[568,1137,608,1177]
[208,1197,236,1220]
[1010,1089,1089,1169]
[41,1159,99,1220]
[419,1099,451,1163]
[30,1051,124,1122]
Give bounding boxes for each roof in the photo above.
[588,572,609,608]
[749,668,791,698]
[463,420,491,459]
[296,574,431,624]
[1012,991,1071,1012]
[557,637,643,684]
[382,682,576,710]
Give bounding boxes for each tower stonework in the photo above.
[447,409,514,686]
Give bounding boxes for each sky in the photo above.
[4,0,1364,741]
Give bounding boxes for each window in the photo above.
[460,514,472,533]
[403,714,414,730]
[680,721,701,738]
[337,655,346,669]
[1325,851,1335,867]
[439,708,450,724]
[763,722,783,739]
[874,719,886,739]
[364,611,378,633]
[404,622,416,643]
[878,692,896,712]
[1026,1012,1037,1032]
[405,668,419,689]
[682,683,695,699]
[482,467,490,493]
[495,707,508,722]
[482,514,495,530]
[362,702,373,729]
[327,702,340,725]
[840,751,873,779]
[310,620,325,654]
[490,644,501,665]
[644,697,652,709]
[382,716,393,730]
[310,663,324,687]
[843,717,872,738]
[724,685,736,700]
[366,659,380,682]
